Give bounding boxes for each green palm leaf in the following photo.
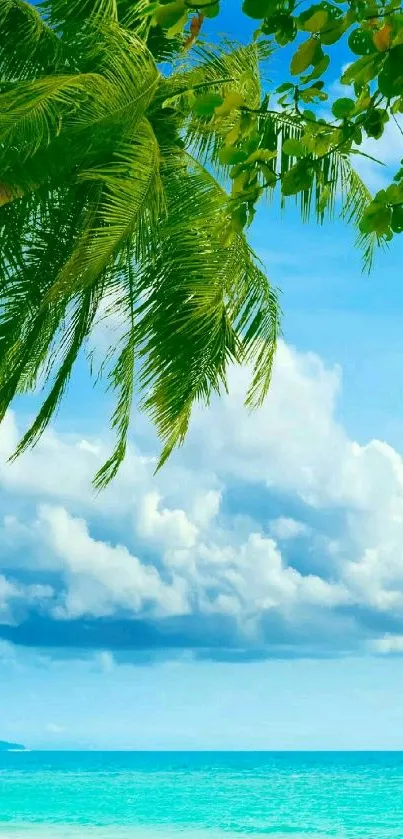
[0,0,64,81]
[0,0,374,486]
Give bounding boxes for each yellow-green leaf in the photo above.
[218,147,248,165]
[246,149,278,163]
[225,124,241,146]
[303,10,328,31]
[193,92,224,116]
[154,0,186,28]
[167,11,188,37]
[290,38,318,75]
[282,138,306,156]
[215,91,245,116]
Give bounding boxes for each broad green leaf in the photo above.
[348,28,377,56]
[331,97,355,118]
[320,21,345,45]
[225,124,241,146]
[282,138,306,156]
[301,53,330,80]
[231,203,248,231]
[359,202,392,234]
[391,205,403,232]
[231,171,249,194]
[259,163,277,184]
[276,22,297,45]
[215,91,245,116]
[246,148,278,162]
[290,38,318,75]
[385,183,403,203]
[300,85,328,102]
[167,11,187,37]
[341,54,381,86]
[391,97,403,114]
[218,146,248,165]
[276,82,295,93]
[242,0,274,19]
[193,92,223,116]
[154,0,186,28]
[204,3,220,17]
[319,2,343,21]
[363,108,388,139]
[282,162,314,194]
[301,10,328,32]
[298,2,339,27]
[378,47,403,98]
[264,13,297,45]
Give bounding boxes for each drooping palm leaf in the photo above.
[0,0,373,486]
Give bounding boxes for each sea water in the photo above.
[0,751,402,839]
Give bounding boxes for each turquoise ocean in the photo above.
[0,751,402,839]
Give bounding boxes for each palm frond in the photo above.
[0,183,94,407]
[174,40,268,169]
[0,121,164,470]
[1,10,373,487]
[186,155,281,409]
[133,148,280,469]
[1,24,160,209]
[40,0,118,32]
[339,156,379,272]
[0,0,64,82]
[0,73,111,161]
[10,286,101,458]
[92,255,137,490]
[46,119,164,302]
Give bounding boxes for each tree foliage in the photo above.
[0,0,390,485]
[150,0,403,247]
[1,0,282,486]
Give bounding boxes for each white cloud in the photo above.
[370,635,403,654]
[269,517,310,541]
[37,505,189,620]
[137,492,198,549]
[0,572,53,623]
[3,341,403,654]
[0,575,18,615]
[355,114,403,192]
[191,490,221,528]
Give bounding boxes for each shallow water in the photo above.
[0,751,402,838]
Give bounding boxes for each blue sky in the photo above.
[2,2,403,751]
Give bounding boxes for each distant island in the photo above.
[0,740,26,751]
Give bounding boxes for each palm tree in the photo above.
[0,0,371,487]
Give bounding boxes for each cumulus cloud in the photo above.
[269,518,310,541]
[1,342,403,658]
[38,505,189,620]
[0,572,53,624]
[137,492,198,549]
[370,635,403,654]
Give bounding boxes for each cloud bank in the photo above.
[1,342,403,661]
